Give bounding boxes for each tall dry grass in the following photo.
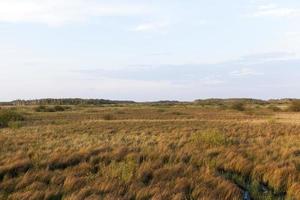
[0,105,299,199]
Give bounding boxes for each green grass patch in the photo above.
[193,129,231,147]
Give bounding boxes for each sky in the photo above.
[1,0,300,101]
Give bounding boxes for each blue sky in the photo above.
[1,0,300,101]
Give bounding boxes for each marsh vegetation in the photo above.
[0,99,300,200]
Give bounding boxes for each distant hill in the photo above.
[7,98,136,106]
[194,98,268,105]
[268,98,300,104]
[1,98,300,106]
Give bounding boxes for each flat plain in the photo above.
[0,102,300,200]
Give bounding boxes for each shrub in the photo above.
[231,102,245,111]
[0,110,25,128]
[35,105,69,112]
[268,105,281,112]
[288,101,300,112]
[54,105,66,112]
[218,104,228,110]
[35,105,47,112]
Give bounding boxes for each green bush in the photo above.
[0,110,25,128]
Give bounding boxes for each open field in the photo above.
[0,102,300,200]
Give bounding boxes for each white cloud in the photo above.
[230,68,263,77]
[240,51,297,63]
[200,77,224,86]
[257,4,277,10]
[0,0,149,26]
[251,4,300,18]
[133,21,170,33]
[279,32,300,56]
[285,31,300,37]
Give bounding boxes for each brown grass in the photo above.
[0,105,299,199]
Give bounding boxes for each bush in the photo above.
[218,104,228,110]
[34,105,47,112]
[268,105,281,112]
[54,105,66,112]
[35,105,69,112]
[231,102,245,111]
[288,101,300,112]
[46,107,56,112]
[0,110,25,128]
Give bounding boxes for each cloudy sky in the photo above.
[1,0,300,101]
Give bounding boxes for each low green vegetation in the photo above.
[0,109,24,128]
[193,129,230,147]
[34,105,70,112]
[267,105,282,112]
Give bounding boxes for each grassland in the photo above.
[0,102,300,200]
